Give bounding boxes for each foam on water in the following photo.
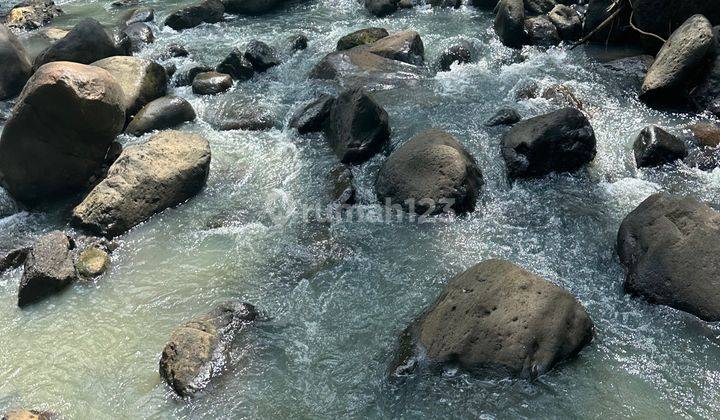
[1,0,720,418]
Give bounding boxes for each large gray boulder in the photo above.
[0,24,31,100]
[617,193,720,321]
[125,96,196,136]
[324,87,390,164]
[376,129,483,215]
[33,18,120,70]
[393,259,594,378]
[164,0,224,31]
[92,56,167,117]
[72,130,211,237]
[494,0,525,48]
[159,301,257,397]
[0,61,125,204]
[501,107,596,179]
[18,231,77,307]
[640,15,714,103]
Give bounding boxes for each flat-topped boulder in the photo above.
[159,301,257,397]
[393,259,594,378]
[618,193,720,321]
[92,56,167,117]
[0,61,125,204]
[72,130,211,237]
[376,129,483,215]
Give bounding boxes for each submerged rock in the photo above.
[216,48,254,81]
[329,165,356,206]
[393,259,593,378]
[5,0,62,31]
[164,0,224,31]
[18,231,77,307]
[436,40,473,71]
[617,193,720,321]
[0,61,125,204]
[484,107,521,126]
[222,0,292,15]
[33,18,121,70]
[376,129,483,215]
[324,87,390,164]
[640,15,714,104]
[541,84,583,109]
[633,125,687,168]
[365,0,398,17]
[159,301,257,397]
[210,107,274,131]
[494,0,525,49]
[287,33,308,52]
[244,40,280,71]
[501,108,596,179]
[75,246,109,279]
[337,28,389,51]
[289,94,335,134]
[72,130,211,237]
[0,24,31,100]
[121,22,154,52]
[125,96,196,136]
[92,56,167,117]
[192,71,232,95]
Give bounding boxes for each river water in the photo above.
[1,0,720,418]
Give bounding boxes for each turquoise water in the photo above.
[1,0,720,418]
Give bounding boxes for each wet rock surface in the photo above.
[18,231,77,307]
[125,96,196,136]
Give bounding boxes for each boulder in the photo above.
[617,193,720,321]
[2,409,55,420]
[209,107,274,131]
[0,24,31,101]
[243,40,280,71]
[437,41,473,71]
[633,125,687,168]
[494,0,525,49]
[365,0,398,17]
[470,0,497,8]
[164,0,224,31]
[0,246,30,274]
[287,33,308,52]
[393,259,594,378]
[222,0,291,14]
[548,4,581,40]
[18,231,77,307]
[485,107,521,126]
[363,30,424,65]
[689,122,720,148]
[166,43,189,58]
[192,71,232,95]
[75,246,109,278]
[125,96,196,136]
[376,129,483,215]
[289,94,335,134]
[324,87,390,164]
[0,62,125,204]
[525,0,556,14]
[33,18,120,70]
[120,22,154,52]
[640,15,714,103]
[174,65,212,87]
[5,0,62,31]
[501,107,596,179]
[690,26,720,117]
[93,56,167,117]
[337,28,389,51]
[216,48,254,80]
[72,130,211,237]
[524,15,561,47]
[121,6,154,26]
[159,301,257,397]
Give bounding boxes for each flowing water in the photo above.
[1,0,720,418]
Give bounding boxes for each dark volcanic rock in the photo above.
[630,0,720,42]
[216,48,254,80]
[125,96,196,136]
[494,0,525,48]
[393,259,594,378]
[0,62,125,204]
[436,40,473,71]
[501,107,596,179]
[18,231,77,307]
[121,22,154,52]
[633,125,688,168]
[192,71,232,95]
[525,0,556,14]
[485,107,521,126]
[337,28,389,51]
[0,247,30,274]
[365,0,399,17]
[603,55,655,84]
[376,129,483,215]
[324,87,390,164]
[243,40,280,71]
[222,0,291,15]
[72,130,211,237]
[175,65,212,87]
[640,15,714,103]
[33,18,120,70]
[289,94,335,134]
[524,15,561,47]
[690,27,720,117]
[159,301,257,397]
[689,122,720,148]
[617,193,720,321]
[0,24,32,101]
[164,0,224,31]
